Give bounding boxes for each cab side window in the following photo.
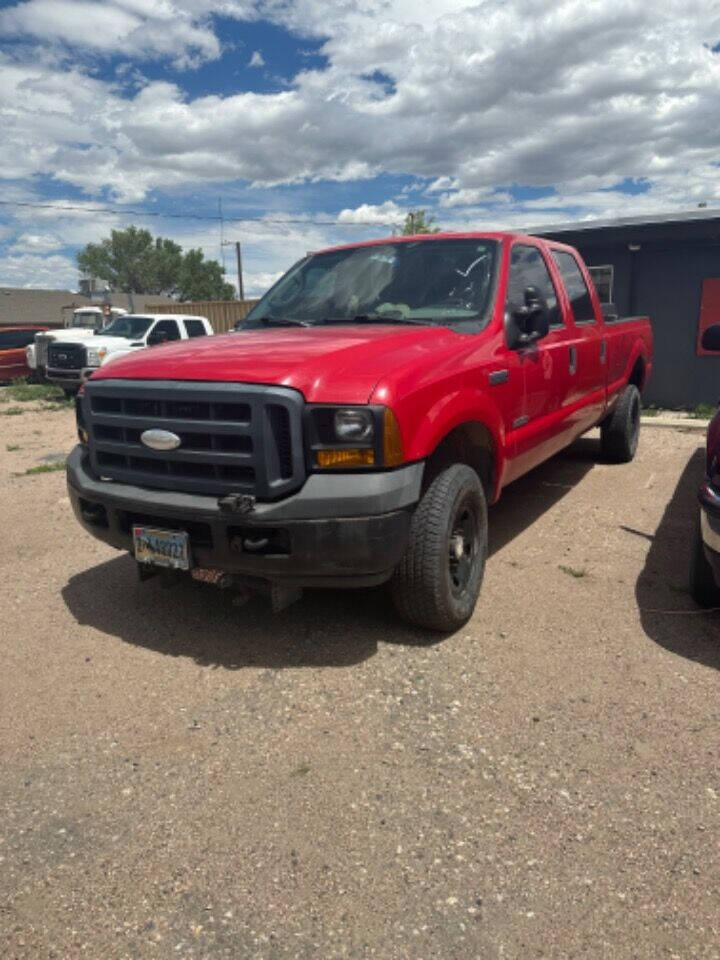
[152,320,181,341]
[184,319,207,338]
[0,329,37,349]
[551,251,596,323]
[506,245,562,328]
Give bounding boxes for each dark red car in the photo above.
[0,325,48,381]
[692,323,720,604]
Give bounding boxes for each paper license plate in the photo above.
[133,525,190,570]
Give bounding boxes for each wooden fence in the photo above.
[147,300,260,334]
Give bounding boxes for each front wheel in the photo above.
[600,384,641,463]
[391,464,488,632]
[690,516,719,607]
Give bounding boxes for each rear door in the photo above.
[0,328,35,379]
[550,248,606,431]
[504,242,575,481]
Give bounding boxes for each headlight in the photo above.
[307,405,403,469]
[334,408,374,442]
[86,346,107,366]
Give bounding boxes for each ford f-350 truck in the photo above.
[67,232,653,631]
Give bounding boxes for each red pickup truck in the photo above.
[68,232,652,630]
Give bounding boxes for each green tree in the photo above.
[177,249,236,301]
[76,226,235,300]
[400,210,441,235]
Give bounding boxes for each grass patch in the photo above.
[1,379,72,405]
[642,405,661,417]
[559,564,587,579]
[2,406,24,416]
[24,459,67,475]
[688,402,717,420]
[6,444,20,452]
[291,763,311,777]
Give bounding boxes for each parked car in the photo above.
[67,232,653,631]
[0,325,49,381]
[690,323,720,605]
[32,306,127,382]
[46,313,212,395]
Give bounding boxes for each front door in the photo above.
[503,243,575,483]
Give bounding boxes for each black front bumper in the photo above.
[67,446,422,588]
[698,480,720,581]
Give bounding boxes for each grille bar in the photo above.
[83,379,305,499]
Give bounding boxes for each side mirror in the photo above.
[509,286,550,348]
[147,330,168,346]
[702,324,720,352]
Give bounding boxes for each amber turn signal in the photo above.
[316,448,375,468]
[383,408,404,466]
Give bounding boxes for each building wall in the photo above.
[570,239,720,408]
[539,216,720,409]
[0,289,177,329]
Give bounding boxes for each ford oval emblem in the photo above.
[141,429,181,451]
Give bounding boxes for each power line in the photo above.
[0,198,399,227]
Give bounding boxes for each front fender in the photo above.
[398,387,507,502]
[101,349,134,366]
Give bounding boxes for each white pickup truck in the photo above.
[45,313,212,393]
[30,306,127,383]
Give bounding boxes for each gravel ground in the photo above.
[1,399,718,959]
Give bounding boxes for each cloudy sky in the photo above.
[1,0,719,295]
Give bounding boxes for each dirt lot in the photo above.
[1,396,718,959]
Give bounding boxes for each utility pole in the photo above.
[221,239,245,301]
[235,241,244,300]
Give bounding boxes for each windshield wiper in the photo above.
[320,314,431,326]
[253,315,311,328]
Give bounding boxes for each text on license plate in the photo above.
[133,525,190,570]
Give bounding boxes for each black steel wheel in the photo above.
[600,384,641,463]
[391,463,488,632]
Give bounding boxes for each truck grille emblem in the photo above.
[140,429,182,451]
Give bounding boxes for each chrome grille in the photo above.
[82,379,305,499]
[49,341,86,370]
[35,333,51,367]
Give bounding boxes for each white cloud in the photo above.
[2,0,720,289]
[0,252,78,288]
[0,0,227,68]
[248,49,265,67]
[10,233,64,253]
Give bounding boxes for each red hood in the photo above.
[91,324,461,403]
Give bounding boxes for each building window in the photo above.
[588,265,614,305]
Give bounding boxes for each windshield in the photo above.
[242,239,499,330]
[71,312,101,329]
[100,315,153,338]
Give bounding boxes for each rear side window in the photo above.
[153,320,181,341]
[184,319,207,338]
[506,245,562,327]
[0,329,37,348]
[552,251,596,323]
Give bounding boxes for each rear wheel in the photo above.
[391,464,487,632]
[600,384,641,462]
[690,516,719,607]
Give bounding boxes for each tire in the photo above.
[600,384,641,463]
[690,515,719,607]
[391,464,488,632]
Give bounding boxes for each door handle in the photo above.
[569,345,577,375]
[600,339,607,364]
